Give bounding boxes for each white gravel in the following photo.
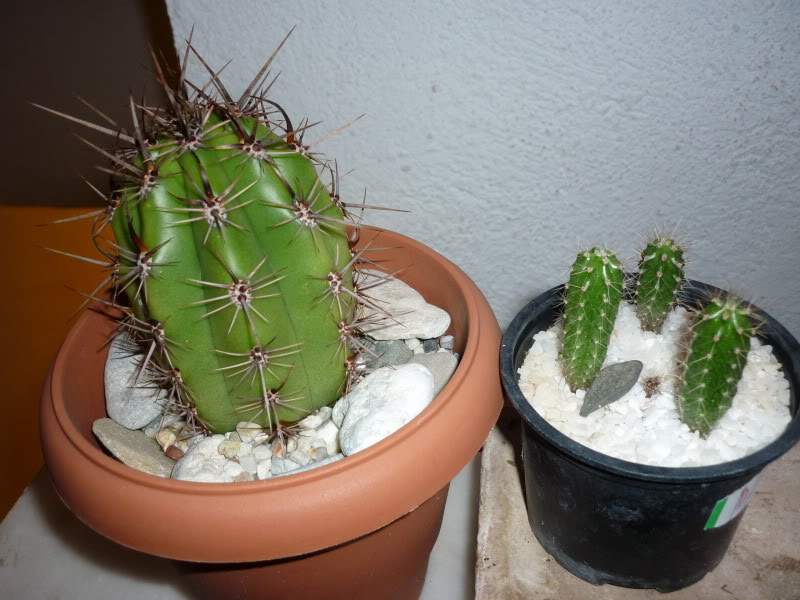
[517,303,792,467]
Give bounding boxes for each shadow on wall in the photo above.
[0,0,178,207]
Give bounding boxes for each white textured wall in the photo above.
[166,0,800,336]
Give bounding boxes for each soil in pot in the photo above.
[500,281,800,591]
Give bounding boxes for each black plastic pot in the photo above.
[500,281,800,591]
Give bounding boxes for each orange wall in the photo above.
[0,1,176,519]
[1,206,112,519]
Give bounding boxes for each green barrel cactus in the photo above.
[560,247,624,391]
[678,295,753,437]
[635,236,685,332]
[41,36,366,435]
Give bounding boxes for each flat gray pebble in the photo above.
[421,338,439,353]
[364,339,414,369]
[410,351,459,396]
[580,360,643,417]
[92,418,175,477]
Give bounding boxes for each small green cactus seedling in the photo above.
[677,295,753,437]
[40,34,380,438]
[635,236,685,332]
[560,247,624,391]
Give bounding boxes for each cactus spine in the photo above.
[677,295,753,437]
[43,37,369,436]
[635,236,685,332]
[560,247,624,391]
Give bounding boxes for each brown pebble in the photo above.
[165,445,185,460]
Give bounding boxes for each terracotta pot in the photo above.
[40,227,502,600]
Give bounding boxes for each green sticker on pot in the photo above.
[704,473,763,530]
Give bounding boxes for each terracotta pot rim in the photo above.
[43,227,503,562]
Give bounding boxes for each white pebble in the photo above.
[357,270,451,340]
[236,422,267,443]
[223,461,243,478]
[338,363,435,456]
[252,444,272,462]
[239,455,257,474]
[256,459,272,480]
[297,407,332,430]
[172,435,237,483]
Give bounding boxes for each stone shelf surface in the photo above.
[476,408,800,600]
[0,459,480,600]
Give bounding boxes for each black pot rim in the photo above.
[500,280,800,484]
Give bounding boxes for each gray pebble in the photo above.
[580,360,644,417]
[438,335,455,351]
[421,338,439,353]
[92,418,175,477]
[364,339,414,369]
[410,351,459,396]
[105,333,167,430]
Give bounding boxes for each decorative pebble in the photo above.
[156,419,185,452]
[410,351,459,396]
[338,363,435,456]
[256,459,272,480]
[404,338,422,351]
[439,335,455,351]
[239,455,257,474]
[142,415,163,439]
[271,456,302,476]
[271,453,345,478]
[316,420,341,456]
[143,414,182,440]
[104,333,167,430]
[252,444,272,462]
[218,440,241,460]
[223,460,243,478]
[164,445,184,461]
[356,270,451,340]
[297,407,333,430]
[172,435,238,482]
[364,339,414,368]
[421,338,439,353]
[92,418,175,478]
[580,360,643,417]
[236,422,268,444]
[518,303,792,467]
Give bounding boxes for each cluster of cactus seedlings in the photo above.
[559,234,755,437]
[41,33,392,441]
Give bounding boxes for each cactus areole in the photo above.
[45,36,372,435]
